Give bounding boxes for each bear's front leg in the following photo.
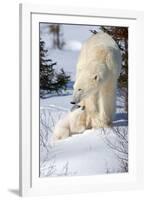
[91,112,112,128]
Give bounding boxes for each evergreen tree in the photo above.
[40,40,70,96]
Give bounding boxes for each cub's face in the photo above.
[71,72,99,105]
[71,104,85,112]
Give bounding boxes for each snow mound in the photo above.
[40,93,128,177]
[40,127,127,177]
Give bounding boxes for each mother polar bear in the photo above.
[71,32,122,128]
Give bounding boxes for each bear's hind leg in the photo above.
[97,80,116,127]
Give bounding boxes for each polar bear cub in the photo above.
[52,105,86,142]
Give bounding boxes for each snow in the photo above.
[47,49,79,81]
[41,132,120,176]
[39,23,128,177]
[40,92,128,177]
[64,40,82,51]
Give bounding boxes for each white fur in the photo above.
[73,32,122,128]
[52,107,86,142]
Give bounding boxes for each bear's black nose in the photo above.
[70,101,76,104]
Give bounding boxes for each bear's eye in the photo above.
[78,88,82,91]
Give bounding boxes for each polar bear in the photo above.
[71,32,122,128]
[52,105,86,142]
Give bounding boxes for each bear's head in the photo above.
[71,70,100,104]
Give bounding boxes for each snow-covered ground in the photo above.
[39,23,128,177]
[40,91,128,177]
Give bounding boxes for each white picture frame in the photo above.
[19,3,144,197]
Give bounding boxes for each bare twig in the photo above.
[104,127,128,172]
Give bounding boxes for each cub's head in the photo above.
[71,104,85,112]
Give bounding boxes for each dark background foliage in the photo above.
[40,40,70,97]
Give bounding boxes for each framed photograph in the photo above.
[19,3,144,196]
